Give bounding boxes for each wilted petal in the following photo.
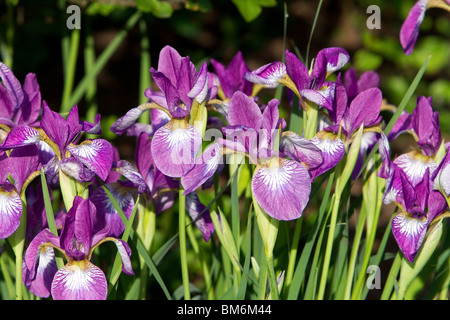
[243,62,286,88]
[252,157,311,220]
[400,0,427,55]
[51,260,108,300]
[0,183,22,239]
[186,193,214,242]
[113,160,147,194]
[151,119,202,178]
[181,143,223,194]
[391,212,428,263]
[67,139,114,181]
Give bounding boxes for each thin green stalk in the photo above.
[344,206,367,299]
[67,10,142,110]
[316,179,341,300]
[266,254,279,300]
[179,187,190,300]
[139,18,151,124]
[305,0,323,69]
[61,28,80,113]
[10,199,27,300]
[284,218,302,294]
[0,254,14,300]
[380,252,402,300]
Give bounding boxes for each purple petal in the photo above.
[113,160,147,194]
[181,143,222,194]
[156,45,183,86]
[0,183,22,239]
[6,144,40,192]
[343,87,382,136]
[151,119,202,178]
[285,50,310,91]
[252,157,311,220]
[20,73,42,126]
[67,139,114,181]
[40,103,69,155]
[51,260,108,300]
[392,213,428,263]
[309,131,345,180]
[0,62,24,109]
[109,238,134,275]
[317,47,350,74]
[110,105,152,136]
[243,62,286,88]
[387,111,412,142]
[58,157,95,183]
[0,125,41,149]
[432,151,450,196]
[25,228,61,275]
[280,131,324,170]
[394,151,438,187]
[300,83,335,110]
[227,91,262,131]
[412,96,441,156]
[185,193,214,242]
[23,245,57,298]
[188,61,208,103]
[90,183,135,238]
[73,197,96,255]
[400,0,427,55]
[377,132,393,179]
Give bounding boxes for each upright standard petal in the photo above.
[227,91,262,131]
[400,0,428,55]
[51,260,108,300]
[151,119,202,178]
[252,157,311,220]
[0,62,24,110]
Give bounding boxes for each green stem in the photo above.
[10,199,27,300]
[61,28,80,113]
[317,178,341,300]
[139,18,151,123]
[343,206,367,299]
[179,187,190,300]
[284,218,302,294]
[266,254,279,300]
[380,252,402,300]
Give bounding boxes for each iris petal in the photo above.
[67,139,114,181]
[0,184,22,239]
[51,260,108,300]
[252,158,311,220]
[151,119,202,178]
[392,212,428,263]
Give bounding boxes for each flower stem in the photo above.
[266,254,279,300]
[179,186,190,300]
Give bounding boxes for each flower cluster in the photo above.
[0,2,449,299]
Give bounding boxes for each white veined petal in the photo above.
[0,186,22,239]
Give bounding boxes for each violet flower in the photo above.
[0,145,40,239]
[400,0,450,55]
[182,91,324,221]
[0,63,42,139]
[111,46,211,178]
[0,102,112,183]
[25,196,134,300]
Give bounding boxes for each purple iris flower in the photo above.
[243,47,350,111]
[0,102,112,183]
[0,145,40,239]
[0,63,42,139]
[210,51,253,99]
[111,46,211,178]
[25,196,134,300]
[400,0,450,55]
[182,91,324,221]
[379,95,448,263]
